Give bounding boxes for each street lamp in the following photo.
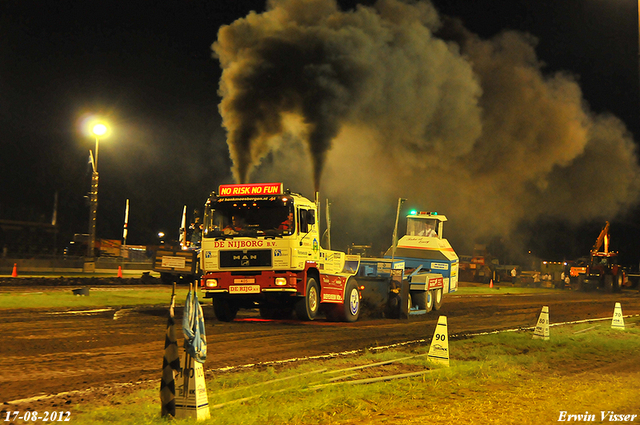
[86,122,109,262]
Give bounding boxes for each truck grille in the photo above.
[220,250,272,268]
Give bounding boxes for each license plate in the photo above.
[234,278,256,284]
[229,285,260,294]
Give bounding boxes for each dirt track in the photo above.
[1,282,639,411]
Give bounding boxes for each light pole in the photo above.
[87,123,108,260]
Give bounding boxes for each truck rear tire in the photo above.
[296,277,319,321]
[327,278,360,322]
[433,288,443,310]
[213,297,238,322]
[604,275,614,293]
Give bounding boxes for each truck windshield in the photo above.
[406,217,439,237]
[203,196,295,238]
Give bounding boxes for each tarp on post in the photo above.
[182,284,207,363]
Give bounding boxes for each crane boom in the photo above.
[591,221,610,255]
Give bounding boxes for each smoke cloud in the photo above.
[213,0,640,254]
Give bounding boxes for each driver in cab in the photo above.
[223,216,243,234]
[279,212,294,232]
[419,223,437,237]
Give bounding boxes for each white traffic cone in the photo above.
[611,302,625,330]
[533,306,550,340]
[427,316,450,367]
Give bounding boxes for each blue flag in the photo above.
[182,288,207,363]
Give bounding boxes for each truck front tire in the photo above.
[213,297,238,322]
[296,277,319,321]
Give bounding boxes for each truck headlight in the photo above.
[275,277,287,286]
[204,278,218,288]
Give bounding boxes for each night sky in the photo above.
[1,0,639,263]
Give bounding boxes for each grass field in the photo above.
[66,317,640,425]
[0,287,188,309]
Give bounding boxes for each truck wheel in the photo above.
[577,276,586,292]
[404,292,412,316]
[614,274,623,293]
[296,277,319,321]
[426,290,434,312]
[340,278,361,322]
[213,297,238,322]
[604,275,614,293]
[433,288,444,310]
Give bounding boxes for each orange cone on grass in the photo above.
[117,266,123,278]
[11,263,17,277]
[489,279,493,288]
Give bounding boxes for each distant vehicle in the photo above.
[356,206,459,318]
[152,206,200,285]
[569,222,624,292]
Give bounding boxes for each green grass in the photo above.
[68,317,640,424]
[0,287,190,309]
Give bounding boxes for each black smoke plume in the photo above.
[213,0,640,254]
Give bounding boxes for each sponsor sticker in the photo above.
[428,277,444,289]
[431,262,448,270]
[321,293,343,301]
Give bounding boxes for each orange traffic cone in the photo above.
[11,263,18,277]
[117,266,123,278]
[489,279,493,288]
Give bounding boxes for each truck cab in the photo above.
[386,211,459,294]
[199,183,360,322]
